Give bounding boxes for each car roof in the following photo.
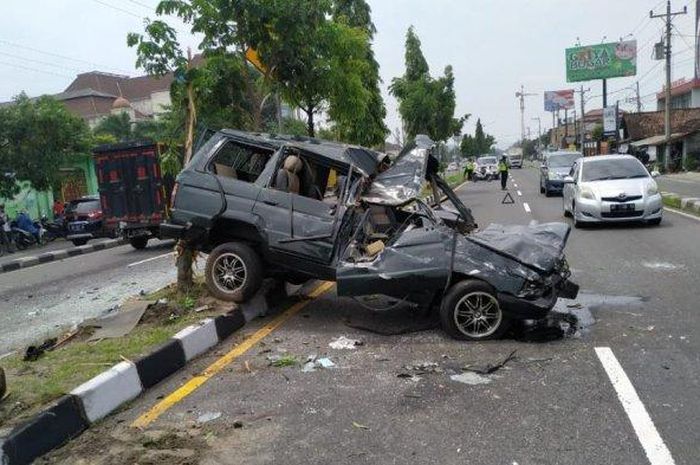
[219,129,384,175]
[580,154,637,163]
[546,151,581,157]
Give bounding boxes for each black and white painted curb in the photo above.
[661,191,700,216]
[0,239,127,274]
[0,310,245,465]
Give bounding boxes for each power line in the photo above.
[0,60,72,78]
[0,51,85,73]
[124,0,156,11]
[0,38,132,74]
[90,0,144,18]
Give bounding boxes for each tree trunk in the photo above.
[176,240,194,293]
[306,107,315,137]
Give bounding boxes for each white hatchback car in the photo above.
[562,155,662,227]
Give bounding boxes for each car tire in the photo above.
[646,218,662,226]
[439,280,510,341]
[129,236,149,250]
[71,239,88,246]
[205,242,263,303]
[572,202,583,229]
[563,198,572,217]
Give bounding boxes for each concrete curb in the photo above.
[661,191,700,216]
[0,308,246,465]
[0,238,127,274]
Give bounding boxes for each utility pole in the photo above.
[635,81,642,113]
[532,117,542,153]
[651,1,687,170]
[576,86,590,153]
[515,85,537,143]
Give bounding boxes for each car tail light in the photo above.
[170,182,179,208]
[87,210,101,219]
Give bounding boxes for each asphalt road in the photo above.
[0,239,178,354]
[42,168,700,465]
[656,172,700,198]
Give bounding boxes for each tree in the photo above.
[390,27,463,142]
[0,93,92,198]
[331,0,388,147]
[94,113,133,141]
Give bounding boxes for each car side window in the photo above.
[569,162,577,178]
[209,140,273,183]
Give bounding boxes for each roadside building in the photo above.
[621,108,700,171]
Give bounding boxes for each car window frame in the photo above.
[206,137,276,184]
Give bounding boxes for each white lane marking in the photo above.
[517,190,523,196]
[127,251,175,268]
[595,347,676,465]
[663,207,700,222]
[523,202,531,213]
[513,183,518,188]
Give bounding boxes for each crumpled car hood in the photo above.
[467,222,571,273]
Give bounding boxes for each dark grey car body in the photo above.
[162,130,577,320]
[540,151,582,196]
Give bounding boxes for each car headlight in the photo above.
[647,181,658,196]
[579,185,596,200]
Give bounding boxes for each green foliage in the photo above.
[271,355,298,367]
[460,118,496,157]
[390,27,464,142]
[93,113,133,141]
[0,93,92,198]
[591,124,604,142]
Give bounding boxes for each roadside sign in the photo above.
[603,106,617,136]
[566,41,637,82]
[544,90,575,111]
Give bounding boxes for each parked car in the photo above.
[562,154,662,227]
[65,196,104,246]
[447,162,459,172]
[540,151,582,196]
[161,130,578,341]
[94,141,174,250]
[473,156,498,181]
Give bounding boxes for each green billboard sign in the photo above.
[565,40,637,82]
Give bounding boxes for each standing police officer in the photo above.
[498,156,509,190]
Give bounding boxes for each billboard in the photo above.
[544,89,575,111]
[566,40,637,82]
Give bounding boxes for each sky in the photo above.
[1,0,699,148]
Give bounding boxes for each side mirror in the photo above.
[563,176,575,184]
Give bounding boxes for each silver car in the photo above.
[562,155,662,227]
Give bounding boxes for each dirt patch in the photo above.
[39,425,209,465]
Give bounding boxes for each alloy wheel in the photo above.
[453,291,502,338]
[212,252,247,294]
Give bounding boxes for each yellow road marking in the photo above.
[131,281,335,429]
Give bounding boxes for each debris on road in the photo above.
[23,337,57,361]
[329,336,363,350]
[267,355,298,367]
[301,355,336,372]
[464,350,517,375]
[0,367,6,401]
[194,304,210,313]
[82,299,155,341]
[197,411,222,424]
[450,372,492,385]
[403,362,443,375]
[352,421,371,430]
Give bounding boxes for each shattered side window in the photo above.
[209,140,273,183]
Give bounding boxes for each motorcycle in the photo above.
[10,220,45,250]
[41,215,67,242]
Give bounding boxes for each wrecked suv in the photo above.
[161,131,578,340]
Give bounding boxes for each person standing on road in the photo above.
[52,199,64,220]
[0,205,14,254]
[498,156,509,190]
[463,158,475,181]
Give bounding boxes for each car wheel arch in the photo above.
[209,217,266,249]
